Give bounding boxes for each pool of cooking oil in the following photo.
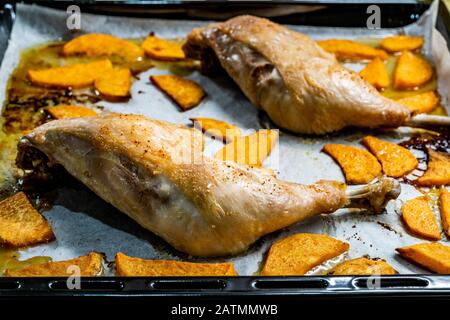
[0,248,51,275]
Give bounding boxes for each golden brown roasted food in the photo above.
[46,105,97,119]
[190,118,241,143]
[142,35,185,61]
[397,242,450,274]
[323,144,381,184]
[150,75,205,111]
[439,190,450,237]
[380,35,424,53]
[28,59,113,89]
[94,67,132,101]
[183,16,411,134]
[393,51,433,89]
[362,136,418,178]
[317,39,388,61]
[397,91,439,114]
[261,233,349,276]
[359,57,390,90]
[115,252,237,276]
[63,33,144,61]
[215,129,278,166]
[327,257,397,275]
[401,196,441,240]
[0,192,55,248]
[416,148,450,186]
[5,252,103,277]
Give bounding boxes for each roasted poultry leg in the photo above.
[17,114,399,256]
[184,15,415,135]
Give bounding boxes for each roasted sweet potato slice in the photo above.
[327,257,397,275]
[416,148,450,186]
[401,196,441,240]
[396,91,439,114]
[359,58,390,89]
[115,252,237,276]
[191,118,241,143]
[317,39,388,61]
[5,252,103,277]
[94,67,132,101]
[380,35,424,53]
[150,75,205,111]
[439,190,450,237]
[362,136,418,178]
[397,242,450,274]
[28,59,113,89]
[0,192,55,248]
[261,233,349,276]
[393,51,433,89]
[323,144,381,184]
[46,105,97,119]
[63,33,144,61]
[142,35,185,61]
[215,129,278,167]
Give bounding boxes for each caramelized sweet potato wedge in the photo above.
[359,58,390,89]
[323,144,381,184]
[63,33,144,61]
[396,91,439,114]
[190,118,241,143]
[362,136,418,178]
[150,75,205,111]
[393,51,433,89]
[317,39,388,61]
[327,257,397,275]
[397,242,450,274]
[28,59,113,89]
[401,196,441,240]
[380,35,424,53]
[115,252,237,276]
[94,67,132,101]
[46,105,97,119]
[261,233,349,276]
[5,252,103,277]
[215,129,278,167]
[439,190,450,237]
[142,35,185,61]
[0,192,55,248]
[416,148,450,187]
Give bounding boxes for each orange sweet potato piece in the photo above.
[323,144,381,184]
[396,91,439,114]
[261,233,349,276]
[416,148,450,187]
[362,136,418,178]
[359,57,390,89]
[380,35,424,53]
[393,51,433,89]
[142,35,185,61]
[28,59,113,89]
[5,252,103,277]
[439,190,450,237]
[115,252,237,276]
[94,67,132,101]
[190,118,241,143]
[317,39,388,61]
[0,192,55,248]
[46,105,97,119]
[63,33,144,61]
[215,129,278,167]
[327,257,397,275]
[397,242,450,274]
[150,75,205,111]
[401,196,441,240]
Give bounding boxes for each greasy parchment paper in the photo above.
[1,2,450,276]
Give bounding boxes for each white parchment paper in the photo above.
[1,2,449,275]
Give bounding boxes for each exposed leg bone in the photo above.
[345,177,401,213]
[406,114,450,128]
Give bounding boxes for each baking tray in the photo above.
[0,0,450,300]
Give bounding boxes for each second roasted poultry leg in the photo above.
[17,114,399,256]
[184,16,444,135]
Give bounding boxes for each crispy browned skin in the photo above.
[18,113,348,257]
[183,15,411,135]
